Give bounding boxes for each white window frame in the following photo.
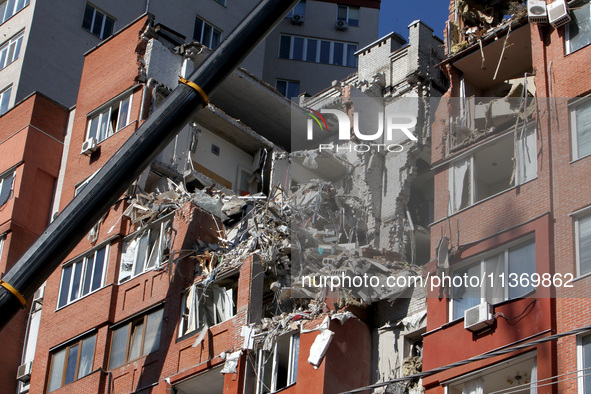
[566,1,591,55]
[194,16,222,49]
[118,216,172,283]
[178,281,236,337]
[570,96,591,161]
[0,234,4,262]
[448,126,537,213]
[256,332,299,394]
[336,5,360,26]
[0,84,11,115]
[57,244,109,309]
[82,3,115,40]
[278,34,357,67]
[0,30,23,71]
[0,0,30,25]
[575,210,591,277]
[0,168,15,205]
[450,237,536,322]
[578,333,591,394]
[86,93,133,144]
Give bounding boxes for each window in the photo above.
[57,245,109,308]
[214,0,226,5]
[256,333,299,394]
[0,31,23,71]
[286,1,305,19]
[576,213,591,276]
[337,5,359,27]
[179,280,237,337]
[108,307,163,369]
[74,171,98,196]
[86,94,132,144]
[452,239,536,320]
[449,127,537,213]
[0,234,4,262]
[578,334,591,393]
[47,334,96,392]
[0,85,11,115]
[0,169,14,205]
[0,0,30,25]
[278,34,357,67]
[82,3,115,39]
[276,79,299,99]
[118,218,172,283]
[194,16,222,49]
[566,1,591,54]
[570,97,591,160]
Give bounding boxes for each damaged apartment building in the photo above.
[422,0,591,393]
[7,12,449,394]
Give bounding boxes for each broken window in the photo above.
[0,168,14,206]
[118,217,172,283]
[256,332,299,394]
[337,5,359,27]
[194,16,222,49]
[0,85,11,115]
[47,333,96,392]
[566,1,591,54]
[86,93,132,144]
[179,278,237,337]
[57,244,109,308]
[448,127,537,213]
[0,30,23,70]
[82,3,115,39]
[0,0,29,25]
[452,238,536,321]
[570,97,591,160]
[108,307,163,369]
[278,34,358,67]
[575,212,591,277]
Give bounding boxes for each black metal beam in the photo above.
[0,0,298,330]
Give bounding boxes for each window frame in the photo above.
[570,96,591,161]
[575,210,591,277]
[286,1,305,19]
[194,16,222,49]
[0,30,23,71]
[566,0,591,55]
[118,215,173,283]
[0,167,15,205]
[82,3,115,40]
[56,243,110,309]
[275,79,300,99]
[0,84,11,115]
[256,332,300,394]
[47,333,97,392]
[578,333,591,394]
[278,34,358,68]
[85,92,133,144]
[0,0,30,25]
[336,5,360,27]
[108,306,164,370]
[450,237,536,322]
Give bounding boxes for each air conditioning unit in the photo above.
[16,362,32,383]
[464,302,494,331]
[548,0,571,28]
[290,14,304,24]
[528,0,548,24]
[335,20,348,30]
[81,137,97,155]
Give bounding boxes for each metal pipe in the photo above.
[0,0,298,330]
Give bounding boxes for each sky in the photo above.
[378,0,449,41]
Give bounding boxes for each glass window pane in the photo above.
[320,41,330,64]
[508,240,536,298]
[5,0,15,20]
[145,227,160,269]
[0,45,8,69]
[484,254,504,304]
[82,254,95,296]
[306,39,317,62]
[12,34,22,62]
[6,41,15,64]
[0,86,11,114]
[292,37,304,61]
[452,262,480,320]
[143,308,163,355]
[0,3,7,24]
[116,97,130,131]
[103,16,114,38]
[64,344,79,385]
[69,261,83,302]
[15,0,24,11]
[0,171,13,205]
[333,42,344,66]
[91,12,103,36]
[568,3,591,53]
[348,7,360,26]
[134,232,149,276]
[579,215,591,275]
[77,335,96,379]
[59,265,72,308]
[337,6,347,21]
[575,100,591,158]
[88,117,98,141]
[203,24,212,47]
[82,4,94,31]
[583,335,591,391]
[91,246,106,291]
[346,44,357,67]
[48,348,66,392]
[289,334,299,384]
[193,17,203,41]
[109,325,129,369]
[212,29,221,49]
[129,321,144,360]
[119,238,136,283]
[97,109,109,142]
[276,80,286,96]
[279,35,291,59]
[286,82,299,99]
